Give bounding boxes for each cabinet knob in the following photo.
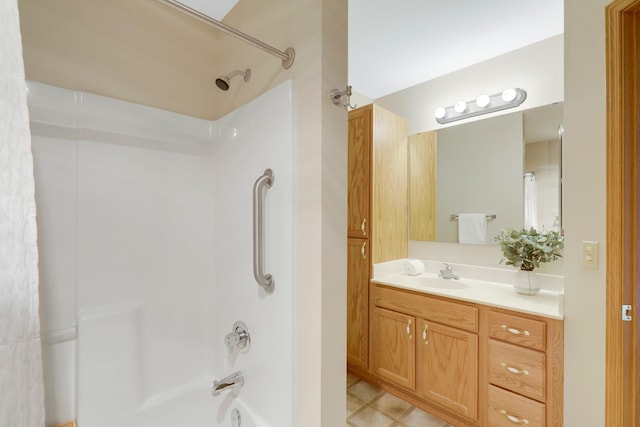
[501,324,530,336]
[422,324,428,344]
[361,241,367,259]
[501,362,529,376]
[499,409,529,425]
[406,320,412,338]
[360,218,367,236]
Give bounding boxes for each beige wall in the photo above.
[563,0,608,424]
[375,34,564,135]
[19,0,347,425]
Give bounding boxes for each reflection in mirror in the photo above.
[409,103,563,244]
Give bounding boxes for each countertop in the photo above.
[371,272,564,320]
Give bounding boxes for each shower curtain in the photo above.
[523,172,538,231]
[0,0,46,425]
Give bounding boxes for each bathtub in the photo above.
[130,377,269,427]
[77,302,288,427]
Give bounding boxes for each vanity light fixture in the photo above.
[476,94,491,108]
[434,88,527,124]
[454,100,468,113]
[501,88,518,102]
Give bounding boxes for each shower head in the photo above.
[215,69,251,91]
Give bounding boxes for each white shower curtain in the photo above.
[523,172,538,231]
[0,0,46,425]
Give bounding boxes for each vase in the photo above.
[513,269,540,295]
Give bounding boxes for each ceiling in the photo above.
[180,0,239,20]
[349,0,564,100]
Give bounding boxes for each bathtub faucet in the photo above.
[212,371,244,397]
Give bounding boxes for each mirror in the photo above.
[409,102,563,244]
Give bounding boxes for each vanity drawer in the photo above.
[489,310,546,350]
[373,284,478,332]
[489,339,546,401]
[488,385,545,427]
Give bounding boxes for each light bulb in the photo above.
[434,107,447,120]
[454,100,467,113]
[502,88,517,102]
[476,94,490,108]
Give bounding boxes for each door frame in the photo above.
[606,0,639,425]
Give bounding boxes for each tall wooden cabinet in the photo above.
[346,237,369,369]
[346,104,408,373]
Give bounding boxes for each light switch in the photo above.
[582,241,599,270]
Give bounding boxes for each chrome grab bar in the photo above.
[253,169,275,292]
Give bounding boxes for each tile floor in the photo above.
[347,373,454,427]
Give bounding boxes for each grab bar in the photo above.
[253,169,275,292]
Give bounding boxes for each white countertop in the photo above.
[371,272,564,320]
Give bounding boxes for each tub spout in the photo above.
[212,371,244,397]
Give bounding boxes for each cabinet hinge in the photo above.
[622,305,632,322]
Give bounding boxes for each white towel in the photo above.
[458,213,487,245]
[403,259,425,276]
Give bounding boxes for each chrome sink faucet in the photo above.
[439,263,460,280]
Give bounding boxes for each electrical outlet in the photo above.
[582,241,599,270]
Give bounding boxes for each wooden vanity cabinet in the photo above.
[368,282,564,427]
[370,307,415,391]
[417,319,478,420]
[346,104,408,374]
[370,283,479,422]
[484,308,564,427]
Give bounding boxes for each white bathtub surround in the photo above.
[0,0,46,425]
[211,82,294,427]
[373,259,564,319]
[29,81,295,426]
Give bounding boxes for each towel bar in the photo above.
[450,214,496,221]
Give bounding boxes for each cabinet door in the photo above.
[417,319,478,420]
[371,307,415,390]
[347,106,371,238]
[347,238,369,370]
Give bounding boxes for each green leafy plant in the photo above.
[495,228,564,271]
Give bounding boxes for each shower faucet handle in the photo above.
[224,321,251,353]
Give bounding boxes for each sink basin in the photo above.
[405,275,470,290]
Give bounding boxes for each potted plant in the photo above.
[495,228,564,295]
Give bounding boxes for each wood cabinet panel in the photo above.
[373,284,478,332]
[409,131,437,241]
[417,319,478,420]
[371,307,415,391]
[489,310,546,350]
[371,105,408,263]
[347,106,371,239]
[347,238,369,370]
[489,339,546,401]
[488,385,545,427]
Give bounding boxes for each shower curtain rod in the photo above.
[157,0,295,69]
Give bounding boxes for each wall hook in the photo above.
[330,85,357,110]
